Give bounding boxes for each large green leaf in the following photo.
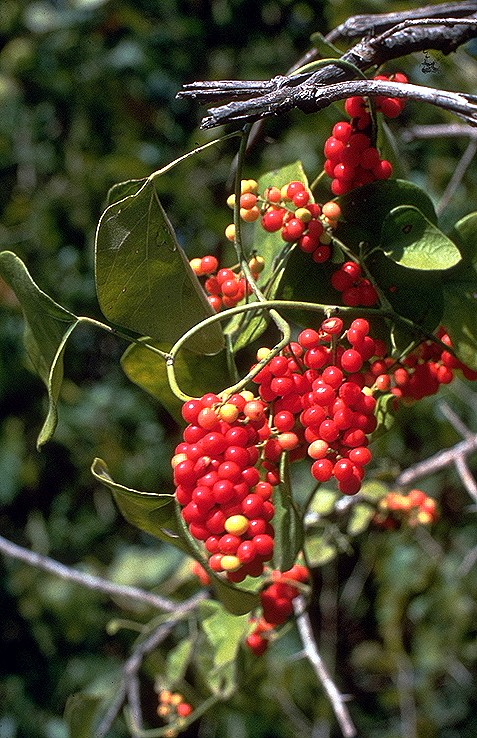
[0,251,80,447]
[336,179,438,251]
[272,454,304,571]
[95,177,224,354]
[121,341,233,423]
[441,212,477,369]
[380,206,461,270]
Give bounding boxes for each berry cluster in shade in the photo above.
[156,689,193,725]
[331,260,379,307]
[252,316,378,496]
[324,72,408,196]
[173,391,279,582]
[246,564,310,655]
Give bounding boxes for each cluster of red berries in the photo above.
[226,178,341,263]
[369,329,477,400]
[253,316,377,495]
[190,254,259,312]
[246,564,310,655]
[156,689,193,736]
[331,260,379,307]
[324,72,408,196]
[374,488,439,529]
[173,391,279,581]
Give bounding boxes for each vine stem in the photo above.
[294,595,357,737]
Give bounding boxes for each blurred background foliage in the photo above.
[1,1,477,737]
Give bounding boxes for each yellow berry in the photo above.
[157,705,171,717]
[224,515,249,536]
[240,206,261,222]
[218,403,240,423]
[241,178,259,194]
[171,453,188,468]
[170,693,184,706]
[220,555,242,572]
[295,207,312,222]
[225,223,236,241]
[240,390,255,402]
[322,201,341,220]
[256,347,271,361]
[280,184,291,200]
[189,257,203,275]
[249,255,265,274]
[226,193,236,209]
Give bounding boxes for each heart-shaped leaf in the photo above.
[380,205,461,270]
[0,251,80,447]
[95,178,224,354]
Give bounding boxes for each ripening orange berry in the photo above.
[225,223,236,241]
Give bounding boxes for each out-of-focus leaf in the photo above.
[95,178,224,354]
[166,639,194,687]
[0,251,79,447]
[309,32,341,58]
[304,534,337,567]
[380,206,461,270]
[64,693,103,738]
[347,502,375,536]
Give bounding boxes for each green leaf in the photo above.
[442,212,477,369]
[95,178,224,354]
[365,250,443,334]
[0,251,80,447]
[309,32,342,58]
[64,693,104,738]
[309,488,339,516]
[121,341,233,423]
[374,393,397,437]
[166,639,194,687]
[336,179,437,251]
[106,177,148,205]
[90,457,189,550]
[380,206,461,270]
[347,503,375,536]
[272,454,304,571]
[199,601,253,697]
[304,534,337,567]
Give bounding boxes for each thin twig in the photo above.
[402,123,477,141]
[438,400,474,439]
[0,533,187,613]
[437,138,477,214]
[294,596,357,738]
[396,433,477,488]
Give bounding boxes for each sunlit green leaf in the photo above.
[304,534,337,567]
[347,502,375,536]
[380,206,461,270]
[121,341,233,423]
[0,250,80,447]
[95,178,224,354]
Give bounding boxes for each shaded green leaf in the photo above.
[272,454,304,571]
[95,178,224,354]
[374,393,397,437]
[121,341,233,423]
[0,250,80,447]
[336,179,437,251]
[106,177,148,206]
[91,457,188,550]
[64,693,103,738]
[166,639,194,687]
[442,212,477,369]
[380,206,461,270]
